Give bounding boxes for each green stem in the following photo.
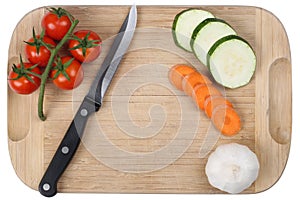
[38,19,79,121]
[25,70,42,79]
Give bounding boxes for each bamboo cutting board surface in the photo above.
[7,6,291,194]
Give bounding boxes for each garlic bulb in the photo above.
[205,143,260,193]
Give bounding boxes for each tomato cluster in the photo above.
[8,7,102,95]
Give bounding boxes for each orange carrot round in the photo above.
[168,64,196,90]
[192,84,222,110]
[182,71,212,96]
[211,105,241,136]
[204,96,233,118]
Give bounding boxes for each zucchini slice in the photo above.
[207,35,256,89]
[191,18,237,65]
[172,9,214,52]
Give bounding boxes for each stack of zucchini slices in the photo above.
[172,9,256,89]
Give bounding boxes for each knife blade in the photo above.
[87,5,137,105]
[38,5,137,197]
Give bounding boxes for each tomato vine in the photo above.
[38,16,79,121]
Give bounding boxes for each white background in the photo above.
[1,0,299,199]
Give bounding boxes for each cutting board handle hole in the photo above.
[8,56,32,142]
[268,57,292,144]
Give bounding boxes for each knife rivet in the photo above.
[61,146,69,155]
[43,183,51,191]
[80,108,88,117]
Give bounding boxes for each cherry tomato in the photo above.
[41,8,72,40]
[50,56,84,90]
[25,35,56,67]
[69,30,101,63]
[8,62,42,95]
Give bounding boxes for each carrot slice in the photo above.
[168,64,196,90]
[212,105,241,136]
[182,71,212,96]
[192,84,222,110]
[204,96,233,118]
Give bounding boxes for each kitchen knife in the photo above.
[38,5,137,197]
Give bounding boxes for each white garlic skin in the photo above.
[205,143,260,194]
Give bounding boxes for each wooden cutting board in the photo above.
[7,6,292,194]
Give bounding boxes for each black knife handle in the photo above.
[38,97,100,197]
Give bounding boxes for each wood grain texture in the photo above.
[7,6,291,194]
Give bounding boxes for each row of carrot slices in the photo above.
[168,64,241,136]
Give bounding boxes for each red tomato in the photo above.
[8,63,42,95]
[69,30,101,63]
[50,56,84,90]
[41,8,71,41]
[25,35,56,67]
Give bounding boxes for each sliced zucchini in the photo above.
[172,9,214,52]
[191,18,237,66]
[207,35,256,89]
